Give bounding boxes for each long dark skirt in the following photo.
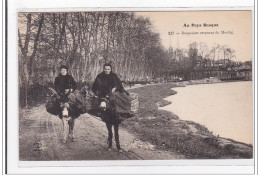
[46,99,60,116]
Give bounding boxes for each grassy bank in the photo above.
[123,83,253,159]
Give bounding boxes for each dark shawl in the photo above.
[92,72,125,98]
[54,74,77,96]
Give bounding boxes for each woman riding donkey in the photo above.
[46,65,88,143]
[47,65,86,117]
[92,63,132,151]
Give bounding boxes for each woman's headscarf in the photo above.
[92,63,125,97]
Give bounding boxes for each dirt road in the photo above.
[19,105,185,161]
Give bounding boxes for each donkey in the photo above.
[47,87,83,143]
[59,98,81,143]
[97,97,122,151]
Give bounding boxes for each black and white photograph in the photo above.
[17,10,253,162]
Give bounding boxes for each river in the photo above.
[161,81,253,144]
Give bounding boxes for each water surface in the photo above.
[161,81,253,144]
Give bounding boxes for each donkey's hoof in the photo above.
[107,147,112,151]
[69,134,75,141]
[117,149,122,152]
[62,140,67,144]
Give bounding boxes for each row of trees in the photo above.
[18,12,172,87]
[169,42,236,65]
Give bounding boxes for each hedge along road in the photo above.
[19,85,185,161]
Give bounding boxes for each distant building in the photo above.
[191,58,252,80]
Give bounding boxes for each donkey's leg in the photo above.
[71,118,75,140]
[62,118,68,143]
[114,124,121,151]
[68,118,75,141]
[106,123,113,150]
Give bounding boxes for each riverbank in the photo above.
[125,82,253,159]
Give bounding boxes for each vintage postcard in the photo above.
[17,10,253,162]
[4,1,255,172]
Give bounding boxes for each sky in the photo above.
[136,11,252,62]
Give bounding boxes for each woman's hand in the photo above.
[65,89,70,94]
[111,87,116,93]
[89,91,94,96]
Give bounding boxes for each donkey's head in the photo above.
[60,102,70,118]
[99,98,108,112]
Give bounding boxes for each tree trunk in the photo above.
[29,14,44,77]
